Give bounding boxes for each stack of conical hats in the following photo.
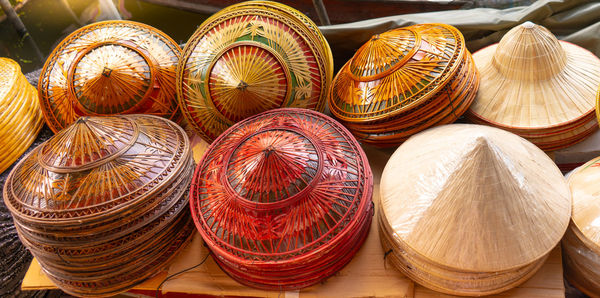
[190,108,373,290]
[379,124,571,296]
[177,1,333,143]
[467,22,600,151]
[328,23,479,147]
[38,21,182,132]
[0,58,43,174]
[3,115,194,296]
[562,156,600,296]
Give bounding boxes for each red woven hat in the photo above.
[190,108,373,290]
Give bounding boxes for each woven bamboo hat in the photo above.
[4,115,194,296]
[38,21,182,133]
[328,23,479,147]
[177,1,333,143]
[467,22,600,150]
[563,157,600,296]
[0,58,43,174]
[190,108,373,290]
[379,124,571,296]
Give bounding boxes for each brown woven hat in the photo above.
[38,21,182,133]
[3,115,194,296]
[467,22,600,150]
[379,124,571,295]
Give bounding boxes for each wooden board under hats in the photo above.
[21,138,565,297]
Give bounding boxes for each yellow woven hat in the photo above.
[0,57,43,174]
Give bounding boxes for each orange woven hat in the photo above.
[38,21,182,132]
[328,23,479,147]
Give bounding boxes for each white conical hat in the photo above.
[468,22,600,129]
[380,124,571,271]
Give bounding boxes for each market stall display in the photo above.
[379,124,571,296]
[328,23,479,147]
[467,22,600,151]
[177,1,333,143]
[190,108,373,290]
[37,21,182,133]
[3,115,194,296]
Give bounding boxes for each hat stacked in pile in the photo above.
[3,115,194,296]
[328,23,479,147]
[0,58,43,174]
[177,1,333,142]
[190,108,373,290]
[38,21,182,132]
[467,22,600,151]
[379,124,571,296]
[562,156,600,296]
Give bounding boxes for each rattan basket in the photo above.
[4,115,194,297]
[328,24,479,147]
[466,22,600,151]
[38,21,182,133]
[190,108,373,290]
[177,1,334,143]
[379,124,570,296]
[0,58,43,174]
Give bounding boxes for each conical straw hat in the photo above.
[566,156,600,251]
[468,22,600,129]
[380,124,570,272]
[563,157,600,296]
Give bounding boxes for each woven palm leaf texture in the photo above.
[3,115,194,297]
[190,108,373,290]
[38,21,182,133]
[467,22,600,151]
[177,1,334,143]
[0,58,43,174]
[379,124,571,296]
[563,157,600,297]
[328,23,479,147]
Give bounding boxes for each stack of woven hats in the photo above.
[328,23,479,147]
[467,22,600,151]
[0,58,43,174]
[562,156,600,296]
[190,108,373,290]
[4,115,194,296]
[177,1,333,142]
[379,124,571,295]
[37,21,182,132]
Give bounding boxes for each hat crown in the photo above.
[493,22,567,80]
